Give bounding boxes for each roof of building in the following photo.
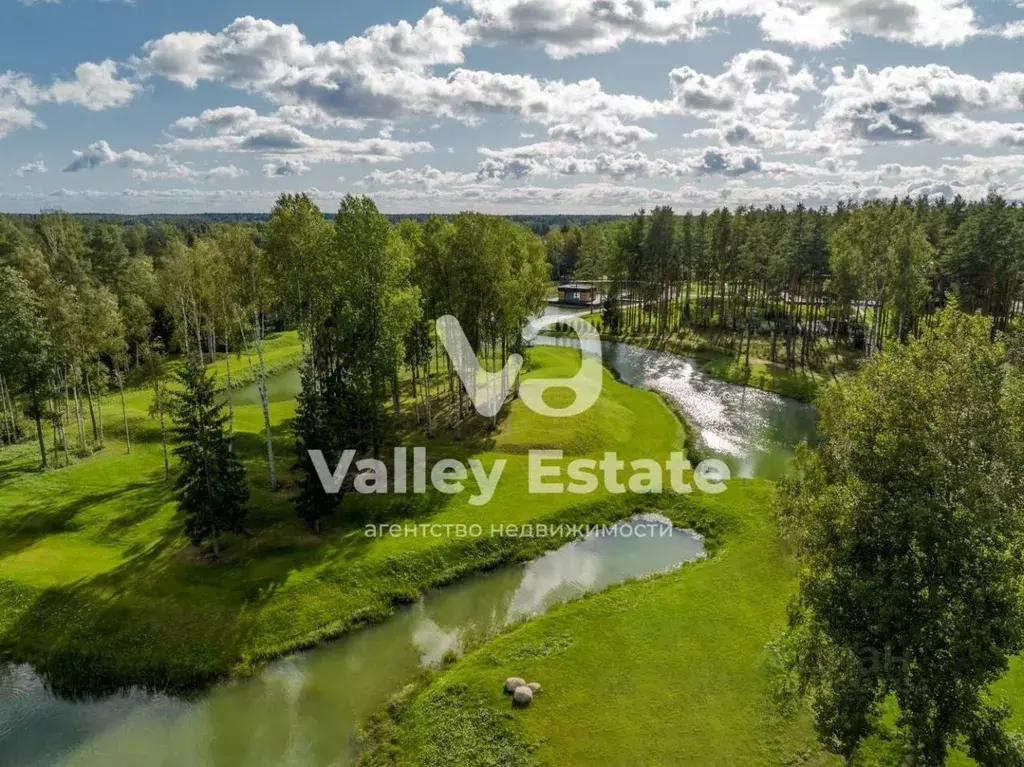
[557,283,596,290]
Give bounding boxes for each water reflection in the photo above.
[534,336,818,478]
[0,516,702,767]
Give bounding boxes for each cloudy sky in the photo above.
[1,0,1022,214]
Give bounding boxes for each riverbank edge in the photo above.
[1,493,721,699]
[353,500,733,767]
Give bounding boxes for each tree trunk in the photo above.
[117,372,131,454]
[251,309,277,490]
[424,359,433,437]
[72,374,86,452]
[223,336,234,444]
[0,375,15,444]
[97,386,104,448]
[32,393,47,468]
[85,372,98,442]
[156,380,169,479]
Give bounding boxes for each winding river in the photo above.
[1,517,703,767]
[1,316,816,767]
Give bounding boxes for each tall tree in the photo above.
[0,267,53,467]
[777,304,1024,765]
[170,353,249,559]
[218,225,278,486]
[333,195,419,457]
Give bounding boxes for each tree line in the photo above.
[546,194,1023,368]
[0,195,548,551]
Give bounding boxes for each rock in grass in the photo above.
[513,685,534,705]
[527,682,541,693]
[504,677,526,694]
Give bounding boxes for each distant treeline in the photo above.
[0,212,627,236]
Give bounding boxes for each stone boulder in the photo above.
[513,685,534,706]
[527,682,542,693]
[504,677,526,694]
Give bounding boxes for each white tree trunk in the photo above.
[117,371,131,454]
[252,309,277,489]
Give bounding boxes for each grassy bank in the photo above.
[358,479,838,766]
[0,337,694,695]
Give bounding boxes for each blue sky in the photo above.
[1,0,1023,213]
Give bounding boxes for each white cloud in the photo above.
[134,9,470,90]
[360,164,475,187]
[48,60,140,110]
[546,115,657,146]
[135,15,670,140]
[262,158,311,177]
[203,164,248,180]
[454,0,981,55]
[666,50,826,154]
[472,145,770,180]
[62,141,249,182]
[0,60,140,140]
[132,162,248,183]
[459,0,705,58]
[1000,20,1024,38]
[165,109,435,166]
[14,160,47,176]
[0,72,43,138]
[820,64,1024,147]
[63,141,156,172]
[5,152,1024,214]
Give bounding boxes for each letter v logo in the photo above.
[436,313,603,419]
[436,315,523,418]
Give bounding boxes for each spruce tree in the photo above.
[170,353,248,558]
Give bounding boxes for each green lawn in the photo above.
[0,335,689,695]
[358,480,838,766]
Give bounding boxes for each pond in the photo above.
[1,516,703,767]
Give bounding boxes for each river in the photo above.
[1,516,702,767]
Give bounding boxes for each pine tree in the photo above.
[170,353,248,558]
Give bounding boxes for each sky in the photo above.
[0,0,1022,214]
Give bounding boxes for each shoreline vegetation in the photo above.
[355,478,821,767]
[2,196,1022,765]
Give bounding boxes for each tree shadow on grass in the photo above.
[0,443,44,485]
[0,478,169,560]
[0,502,343,702]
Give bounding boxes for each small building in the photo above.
[555,283,600,306]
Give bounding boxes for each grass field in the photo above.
[0,334,692,695]
[358,479,838,767]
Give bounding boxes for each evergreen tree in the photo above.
[170,353,249,558]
